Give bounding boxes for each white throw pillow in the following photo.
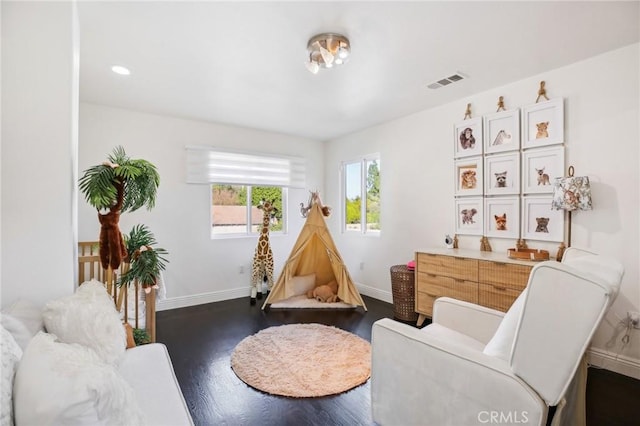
[286,273,316,297]
[483,289,528,361]
[43,280,126,366]
[1,299,44,349]
[13,332,146,426]
[1,324,22,426]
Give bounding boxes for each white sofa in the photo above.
[1,280,193,426]
[371,248,624,426]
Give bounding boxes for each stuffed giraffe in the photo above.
[250,199,277,305]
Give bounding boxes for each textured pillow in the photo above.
[13,332,146,426]
[43,280,126,365]
[1,324,22,426]
[1,299,44,349]
[483,289,528,361]
[286,273,316,297]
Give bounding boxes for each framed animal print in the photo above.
[454,117,483,158]
[521,98,564,149]
[455,197,484,236]
[522,146,564,194]
[483,109,520,154]
[484,152,520,196]
[484,196,520,239]
[454,156,483,196]
[521,195,565,242]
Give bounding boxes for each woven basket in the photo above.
[390,265,418,322]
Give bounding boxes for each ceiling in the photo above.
[78,1,640,141]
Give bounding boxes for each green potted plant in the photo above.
[119,224,169,291]
[79,146,160,270]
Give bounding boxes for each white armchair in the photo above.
[371,248,624,426]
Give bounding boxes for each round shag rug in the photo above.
[230,323,371,398]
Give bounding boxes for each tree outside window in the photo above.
[211,185,285,237]
[343,156,380,234]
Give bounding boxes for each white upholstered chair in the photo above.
[371,248,624,426]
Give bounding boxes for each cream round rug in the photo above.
[231,323,371,398]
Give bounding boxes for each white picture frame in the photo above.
[521,196,565,242]
[484,196,520,239]
[521,98,564,149]
[522,146,565,194]
[454,117,483,158]
[483,109,520,154]
[455,197,484,236]
[454,156,483,196]
[484,152,520,196]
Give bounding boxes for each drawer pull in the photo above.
[454,279,464,283]
[494,286,507,291]
[426,293,438,297]
[427,273,437,278]
[426,253,437,257]
[494,262,507,266]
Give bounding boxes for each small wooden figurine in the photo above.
[536,81,550,103]
[464,103,472,120]
[480,236,492,252]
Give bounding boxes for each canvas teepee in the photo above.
[262,198,367,310]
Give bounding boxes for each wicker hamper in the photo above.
[390,264,418,322]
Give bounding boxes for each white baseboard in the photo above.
[587,347,640,380]
[356,282,392,304]
[156,287,249,311]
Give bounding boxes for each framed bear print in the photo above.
[522,146,564,194]
[455,197,484,236]
[454,117,483,158]
[484,152,520,196]
[522,98,564,149]
[483,109,520,154]
[454,156,483,196]
[521,195,565,242]
[484,196,520,239]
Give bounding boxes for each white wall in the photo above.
[324,43,640,377]
[1,1,78,307]
[78,103,323,309]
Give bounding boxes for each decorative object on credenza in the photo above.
[507,247,550,261]
[480,236,492,252]
[453,234,459,249]
[516,239,528,250]
[551,166,593,261]
[445,234,454,249]
[536,80,550,103]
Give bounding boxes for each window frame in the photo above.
[210,184,288,239]
[341,154,381,236]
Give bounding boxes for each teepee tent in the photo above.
[262,199,367,310]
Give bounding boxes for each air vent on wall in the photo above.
[427,72,466,89]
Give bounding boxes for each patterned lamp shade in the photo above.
[551,167,592,211]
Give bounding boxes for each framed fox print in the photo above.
[454,117,483,158]
[484,196,520,239]
[522,98,564,149]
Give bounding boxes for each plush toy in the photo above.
[306,280,339,303]
[98,180,128,270]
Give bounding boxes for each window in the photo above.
[343,155,380,234]
[186,146,304,239]
[211,185,286,237]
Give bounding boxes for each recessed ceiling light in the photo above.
[111,65,131,75]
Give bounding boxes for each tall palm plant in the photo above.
[79,146,160,270]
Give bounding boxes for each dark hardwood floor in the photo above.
[157,295,640,426]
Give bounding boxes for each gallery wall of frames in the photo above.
[453,98,565,244]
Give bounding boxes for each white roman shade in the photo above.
[186,146,306,188]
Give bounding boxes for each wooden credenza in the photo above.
[415,248,535,326]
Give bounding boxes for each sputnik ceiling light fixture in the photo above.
[305,33,350,74]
